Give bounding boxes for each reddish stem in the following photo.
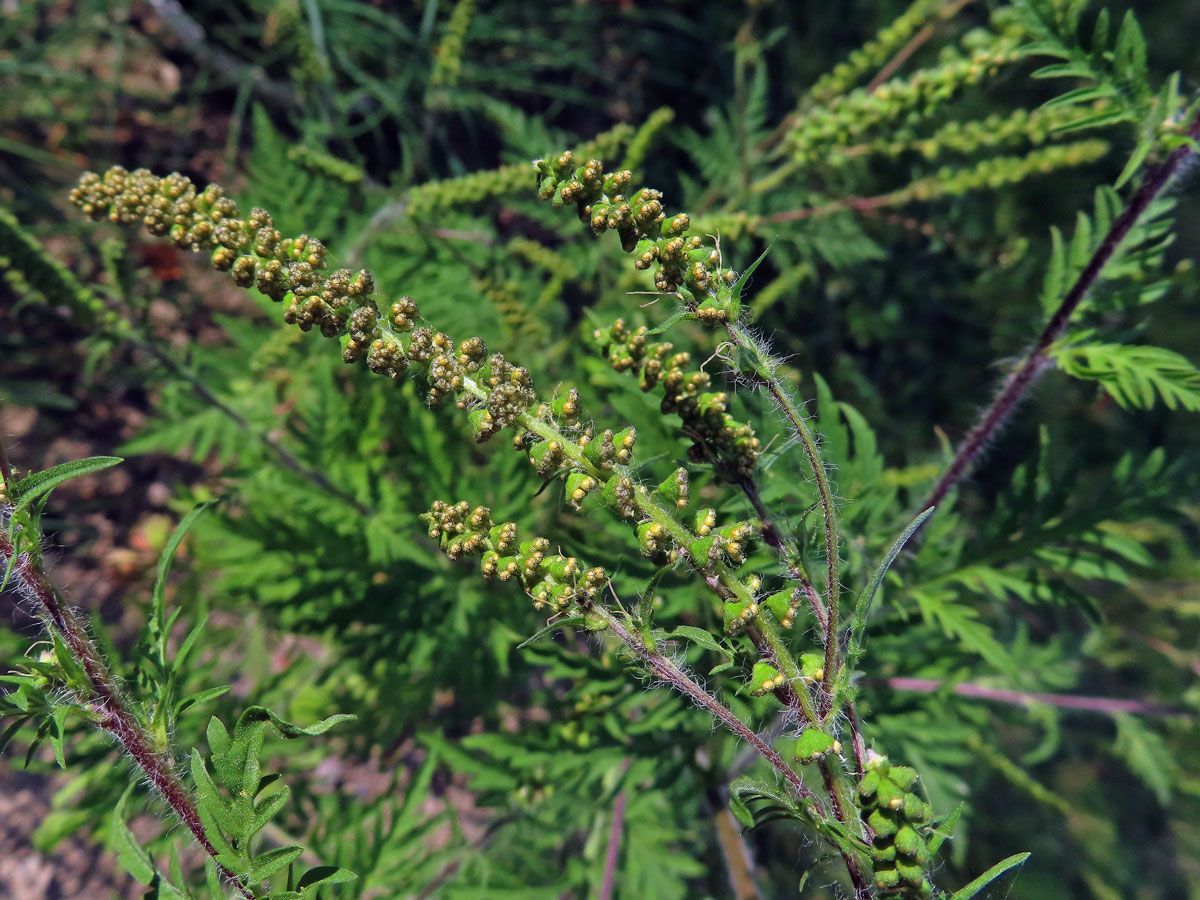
[878,676,1187,717]
[0,528,254,899]
[922,111,1200,514]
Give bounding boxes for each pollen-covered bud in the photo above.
[580,566,608,598]
[688,535,722,569]
[457,336,487,371]
[722,599,758,635]
[694,508,716,536]
[528,439,566,479]
[612,426,636,465]
[552,387,581,423]
[367,338,408,379]
[602,475,638,519]
[542,555,580,580]
[481,551,501,578]
[799,652,824,682]
[749,661,785,697]
[390,296,420,331]
[580,429,616,471]
[489,522,518,554]
[652,468,689,510]
[494,557,520,581]
[348,306,379,343]
[565,472,600,510]
[636,521,669,557]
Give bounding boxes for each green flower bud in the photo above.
[762,587,798,626]
[867,808,900,838]
[894,824,925,859]
[858,768,881,801]
[888,765,919,791]
[749,661,784,697]
[794,728,838,762]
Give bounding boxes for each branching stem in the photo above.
[725,321,842,717]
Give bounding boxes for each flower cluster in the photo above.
[68,167,543,433]
[70,167,373,336]
[423,501,608,614]
[787,38,1023,165]
[534,152,740,322]
[593,318,762,476]
[809,0,949,101]
[857,755,935,897]
[0,207,128,336]
[406,122,633,217]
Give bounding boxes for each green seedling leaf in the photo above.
[296,866,357,890]
[151,501,213,641]
[847,507,934,664]
[665,625,729,656]
[518,616,586,648]
[111,786,156,885]
[9,457,122,521]
[235,706,355,739]
[950,852,1032,900]
[249,844,304,882]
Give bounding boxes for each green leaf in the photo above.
[174,685,231,717]
[235,706,355,740]
[9,457,122,520]
[1113,713,1175,804]
[950,852,1032,900]
[111,787,156,886]
[1053,341,1200,411]
[152,502,213,640]
[1114,139,1152,189]
[249,844,304,883]
[729,242,772,305]
[847,507,935,664]
[296,866,357,890]
[927,803,963,854]
[517,616,586,649]
[645,308,692,336]
[250,784,291,836]
[728,778,756,829]
[664,625,729,657]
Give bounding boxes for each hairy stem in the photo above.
[589,604,823,810]
[0,521,253,898]
[725,321,841,716]
[922,111,1200,514]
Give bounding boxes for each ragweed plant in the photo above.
[4,0,1200,897]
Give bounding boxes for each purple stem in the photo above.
[0,528,255,898]
[599,788,628,900]
[879,676,1187,717]
[923,111,1200,514]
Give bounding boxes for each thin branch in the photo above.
[599,788,628,900]
[589,604,824,810]
[877,676,1190,718]
[865,0,975,93]
[922,111,1200,514]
